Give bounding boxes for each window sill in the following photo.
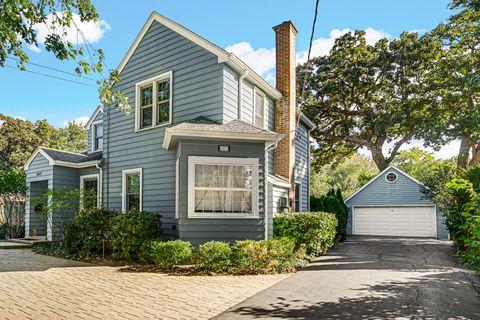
[135,122,171,133]
[187,214,260,219]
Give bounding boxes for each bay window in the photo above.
[135,71,172,131]
[188,156,259,218]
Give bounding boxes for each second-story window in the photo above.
[92,121,103,151]
[254,89,265,128]
[136,71,173,131]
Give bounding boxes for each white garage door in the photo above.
[353,206,436,237]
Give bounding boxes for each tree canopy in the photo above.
[0,0,129,111]
[0,113,87,170]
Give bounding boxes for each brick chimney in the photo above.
[273,21,297,207]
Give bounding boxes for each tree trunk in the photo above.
[370,146,389,171]
[457,137,471,169]
[469,142,480,167]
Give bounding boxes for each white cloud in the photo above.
[28,43,42,53]
[64,116,89,127]
[30,12,110,52]
[226,27,390,80]
[225,42,276,76]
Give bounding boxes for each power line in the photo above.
[6,57,97,81]
[3,65,94,87]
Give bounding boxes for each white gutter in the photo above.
[238,70,248,119]
[95,161,103,207]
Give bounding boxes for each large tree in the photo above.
[299,31,444,171]
[0,113,87,170]
[429,0,480,168]
[0,0,128,110]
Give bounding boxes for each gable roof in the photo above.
[24,147,102,170]
[85,106,103,129]
[163,118,284,150]
[345,165,424,202]
[116,11,282,100]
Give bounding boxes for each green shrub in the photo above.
[232,237,305,274]
[273,212,337,256]
[141,240,192,269]
[310,189,348,241]
[196,241,232,273]
[62,208,116,255]
[0,223,5,239]
[110,211,162,260]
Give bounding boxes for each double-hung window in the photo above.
[92,121,103,151]
[80,174,100,209]
[254,88,265,128]
[136,71,172,131]
[188,156,259,218]
[122,168,142,212]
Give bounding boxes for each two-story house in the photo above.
[23,12,315,245]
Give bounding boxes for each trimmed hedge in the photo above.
[196,241,232,273]
[310,189,348,241]
[110,211,162,260]
[273,212,337,256]
[141,240,192,269]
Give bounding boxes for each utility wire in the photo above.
[3,65,93,86]
[6,57,97,81]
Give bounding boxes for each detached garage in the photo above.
[345,165,448,239]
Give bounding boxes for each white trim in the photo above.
[187,156,259,219]
[91,120,104,152]
[53,160,100,169]
[122,168,143,212]
[80,174,100,209]
[385,171,398,183]
[114,12,282,100]
[345,165,425,202]
[163,128,283,150]
[175,158,180,219]
[253,87,267,129]
[267,174,291,189]
[84,106,104,129]
[298,111,316,130]
[352,205,437,238]
[24,147,55,170]
[135,71,173,132]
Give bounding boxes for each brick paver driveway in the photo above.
[0,249,289,320]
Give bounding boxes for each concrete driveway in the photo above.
[215,237,480,320]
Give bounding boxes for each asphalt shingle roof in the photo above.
[41,148,102,163]
[171,118,278,135]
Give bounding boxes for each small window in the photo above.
[122,168,142,212]
[92,122,103,151]
[136,71,172,131]
[294,183,301,212]
[80,174,99,209]
[254,89,265,128]
[385,172,398,183]
[188,157,259,218]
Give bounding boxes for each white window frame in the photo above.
[91,120,103,152]
[122,168,143,212]
[135,71,173,132]
[294,183,302,212]
[80,174,100,209]
[385,172,398,183]
[253,87,266,129]
[188,156,259,219]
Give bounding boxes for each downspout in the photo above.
[237,70,248,119]
[95,160,103,208]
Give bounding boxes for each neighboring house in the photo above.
[345,165,448,239]
[23,12,315,244]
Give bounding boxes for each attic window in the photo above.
[385,172,398,183]
[135,71,172,131]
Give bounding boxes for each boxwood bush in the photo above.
[141,240,192,269]
[110,211,162,260]
[196,241,232,273]
[273,212,337,256]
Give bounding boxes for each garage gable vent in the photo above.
[385,172,398,183]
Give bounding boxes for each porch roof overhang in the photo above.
[163,118,284,150]
[24,147,102,171]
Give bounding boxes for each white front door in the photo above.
[353,206,436,238]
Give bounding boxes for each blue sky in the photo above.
[0,0,453,149]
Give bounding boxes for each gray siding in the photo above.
[345,167,448,239]
[104,20,227,236]
[295,122,310,211]
[223,65,239,123]
[27,180,48,236]
[266,97,275,175]
[177,140,267,246]
[26,153,53,183]
[87,111,103,153]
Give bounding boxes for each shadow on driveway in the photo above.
[0,249,90,272]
